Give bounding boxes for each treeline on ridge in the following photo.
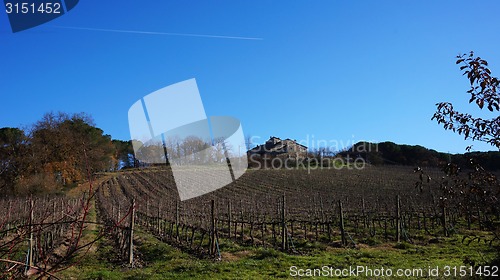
[336,141,500,170]
[3,112,499,195]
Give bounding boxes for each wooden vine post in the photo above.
[128,199,135,266]
[175,200,179,241]
[339,200,346,246]
[210,199,216,256]
[281,194,288,251]
[396,195,401,243]
[28,198,34,271]
[157,202,161,235]
[228,201,232,239]
[442,203,448,237]
[362,197,366,228]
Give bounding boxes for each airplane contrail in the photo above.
[50,26,263,41]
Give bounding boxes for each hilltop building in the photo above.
[247,136,307,159]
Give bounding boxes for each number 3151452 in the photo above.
[5,2,62,14]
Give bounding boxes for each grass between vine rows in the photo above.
[59,223,497,280]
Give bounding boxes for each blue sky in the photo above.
[1,0,499,154]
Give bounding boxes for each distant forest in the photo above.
[337,141,500,170]
[0,112,134,195]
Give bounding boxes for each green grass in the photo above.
[57,227,498,280]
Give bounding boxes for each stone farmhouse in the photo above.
[247,136,308,159]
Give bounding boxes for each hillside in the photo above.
[336,141,500,170]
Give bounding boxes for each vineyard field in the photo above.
[2,165,498,279]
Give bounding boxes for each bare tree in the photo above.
[245,134,254,151]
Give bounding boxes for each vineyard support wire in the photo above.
[24,247,30,274]
[0,259,61,280]
[287,232,297,253]
[400,221,412,243]
[215,231,221,260]
[346,232,356,246]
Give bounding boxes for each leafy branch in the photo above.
[432,51,500,150]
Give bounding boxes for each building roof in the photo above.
[248,136,308,154]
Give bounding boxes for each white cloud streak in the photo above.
[50,26,263,41]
